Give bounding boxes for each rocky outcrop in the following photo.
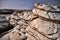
[9,10,37,40]
[26,3,60,40]
[0,10,37,40]
[33,3,60,20]
[0,3,60,40]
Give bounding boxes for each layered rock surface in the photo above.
[0,3,60,40]
[33,3,60,20]
[26,3,60,40]
[0,10,37,40]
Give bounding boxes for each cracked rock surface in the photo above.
[0,10,37,40]
[0,3,60,40]
[26,3,60,40]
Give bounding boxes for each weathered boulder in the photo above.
[26,3,60,40]
[33,3,60,20]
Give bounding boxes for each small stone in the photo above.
[20,28,26,33]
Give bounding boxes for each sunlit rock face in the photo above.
[26,3,60,40]
[9,10,36,40]
[0,10,37,40]
[32,3,60,20]
[1,3,60,40]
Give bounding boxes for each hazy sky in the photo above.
[0,0,60,9]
